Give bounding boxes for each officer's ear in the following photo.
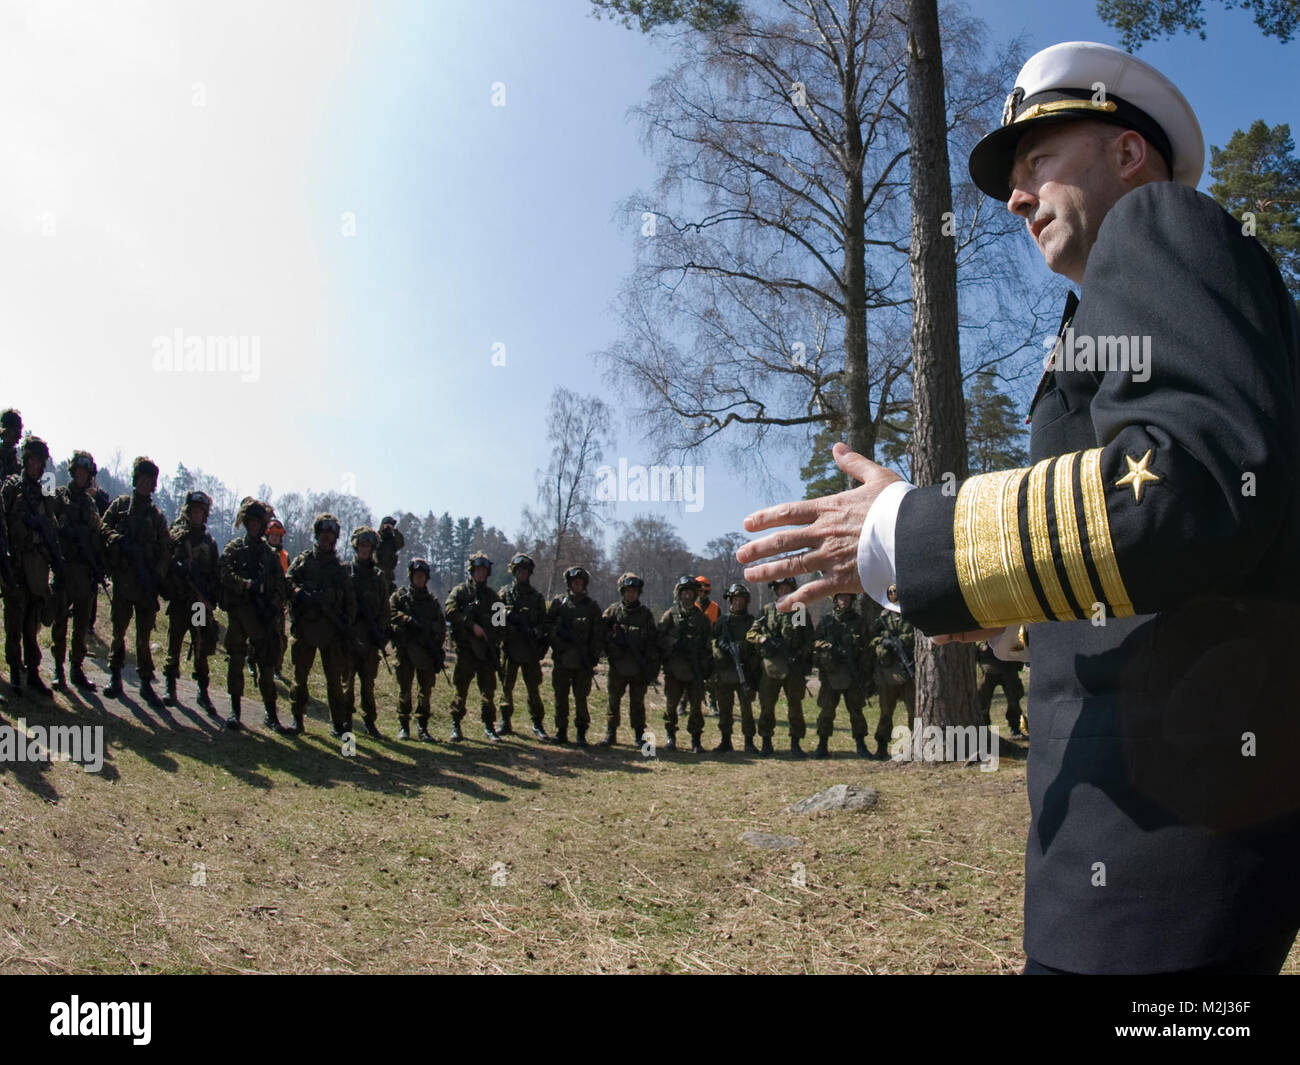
[1112,128,1163,184]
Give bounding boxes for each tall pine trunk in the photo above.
[905,0,981,732]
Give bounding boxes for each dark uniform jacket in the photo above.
[658,602,712,682]
[446,578,502,662]
[547,592,602,672]
[813,605,869,693]
[53,484,106,601]
[499,579,548,664]
[220,534,287,641]
[746,602,813,680]
[2,473,60,598]
[603,599,659,682]
[102,493,170,606]
[164,518,219,617]
[349,557,390,651]
[389,585,446,671]
[892,183,1300,972]
[287,546,356,648]
[712,609,759,689]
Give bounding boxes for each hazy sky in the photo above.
[1,0,1295,552]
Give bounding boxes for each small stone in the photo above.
[740,831,803,850]
[787,783,879,814]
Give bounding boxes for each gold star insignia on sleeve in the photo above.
[1115,450,1160,502]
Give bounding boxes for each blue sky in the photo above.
[1,0,1295,553]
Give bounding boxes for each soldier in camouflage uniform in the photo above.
[376,516,404,595]
[711,582,760,753]
[977,640,1027,737]
[101,456,170,707]
[445,553,503,742]
[601,572,659,747]
[746,577,814,758]
[0,409,21,480]
[266,516,290,677]
[161,490,221,713]
[344,526,391,738]
[86,478,111,631]
[287,513,357,736]
[695,576,721,717]
[389,558,446,741]
[812,592,874,759]
[547,565,602,746]
[498,552,549,739]
[869,607,915,760]
[658,575,712,753]
[219,498,288,731]
[1,435,61,696]
[50,450,105,692]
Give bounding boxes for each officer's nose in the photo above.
[1008,183,1036,219]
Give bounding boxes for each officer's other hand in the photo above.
[932,628,1004,645]
[472,623,486,641]
[738,443,902,612]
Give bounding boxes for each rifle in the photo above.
[115,500,159,599]
[879,631,915,680]
[0,514,14,589]
[19,482,64,580]
[171,540,217,662]
[718,624,749,697]
[355,590,394,677]
[63,516,109,593]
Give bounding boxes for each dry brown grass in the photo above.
[0,597,1294,974]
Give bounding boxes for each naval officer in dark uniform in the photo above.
[738,41,1300,974]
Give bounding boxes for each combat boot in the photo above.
[553,726,569,745]
[873,739,891,760]
[196,682,216,715]
[598,727,617,747]
[689,732,704,754]
[102,667,122,699]
[449,718,464,742]
[53,661,67,690]
[789,737,806,759]
[663,729,677,752]
[713,733,734,753]
[290,713,305,735]
[417,725,434,742]
[139,678,162,709]
[8,668,22,696]
[855,737,871,758]
[396,719,411,740]
[531,720,550,741]
[26,670,53,698]
[632,729,645,749]
[760,736,774,757]
[70,663,96,691]
[226,695,243,731]
[264,705,286,733]
[575,728,588,748]
[483,723,500,742]
[365,720,382,738]
[496,712,514,737]
[163,675,179,706]
[813,736,830,759]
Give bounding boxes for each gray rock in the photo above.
[740,830,803,850]
[787,783,879,814]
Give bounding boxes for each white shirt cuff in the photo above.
[856,479,915,612]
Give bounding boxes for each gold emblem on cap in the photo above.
[1115,449,1160,502]
[1015,98,1118,125]
[1002,87,1024,126]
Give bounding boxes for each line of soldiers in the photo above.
[2,415,923,755]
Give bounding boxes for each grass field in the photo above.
[1,594,1296,974]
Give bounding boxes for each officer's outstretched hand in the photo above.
[738,443,901,613]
